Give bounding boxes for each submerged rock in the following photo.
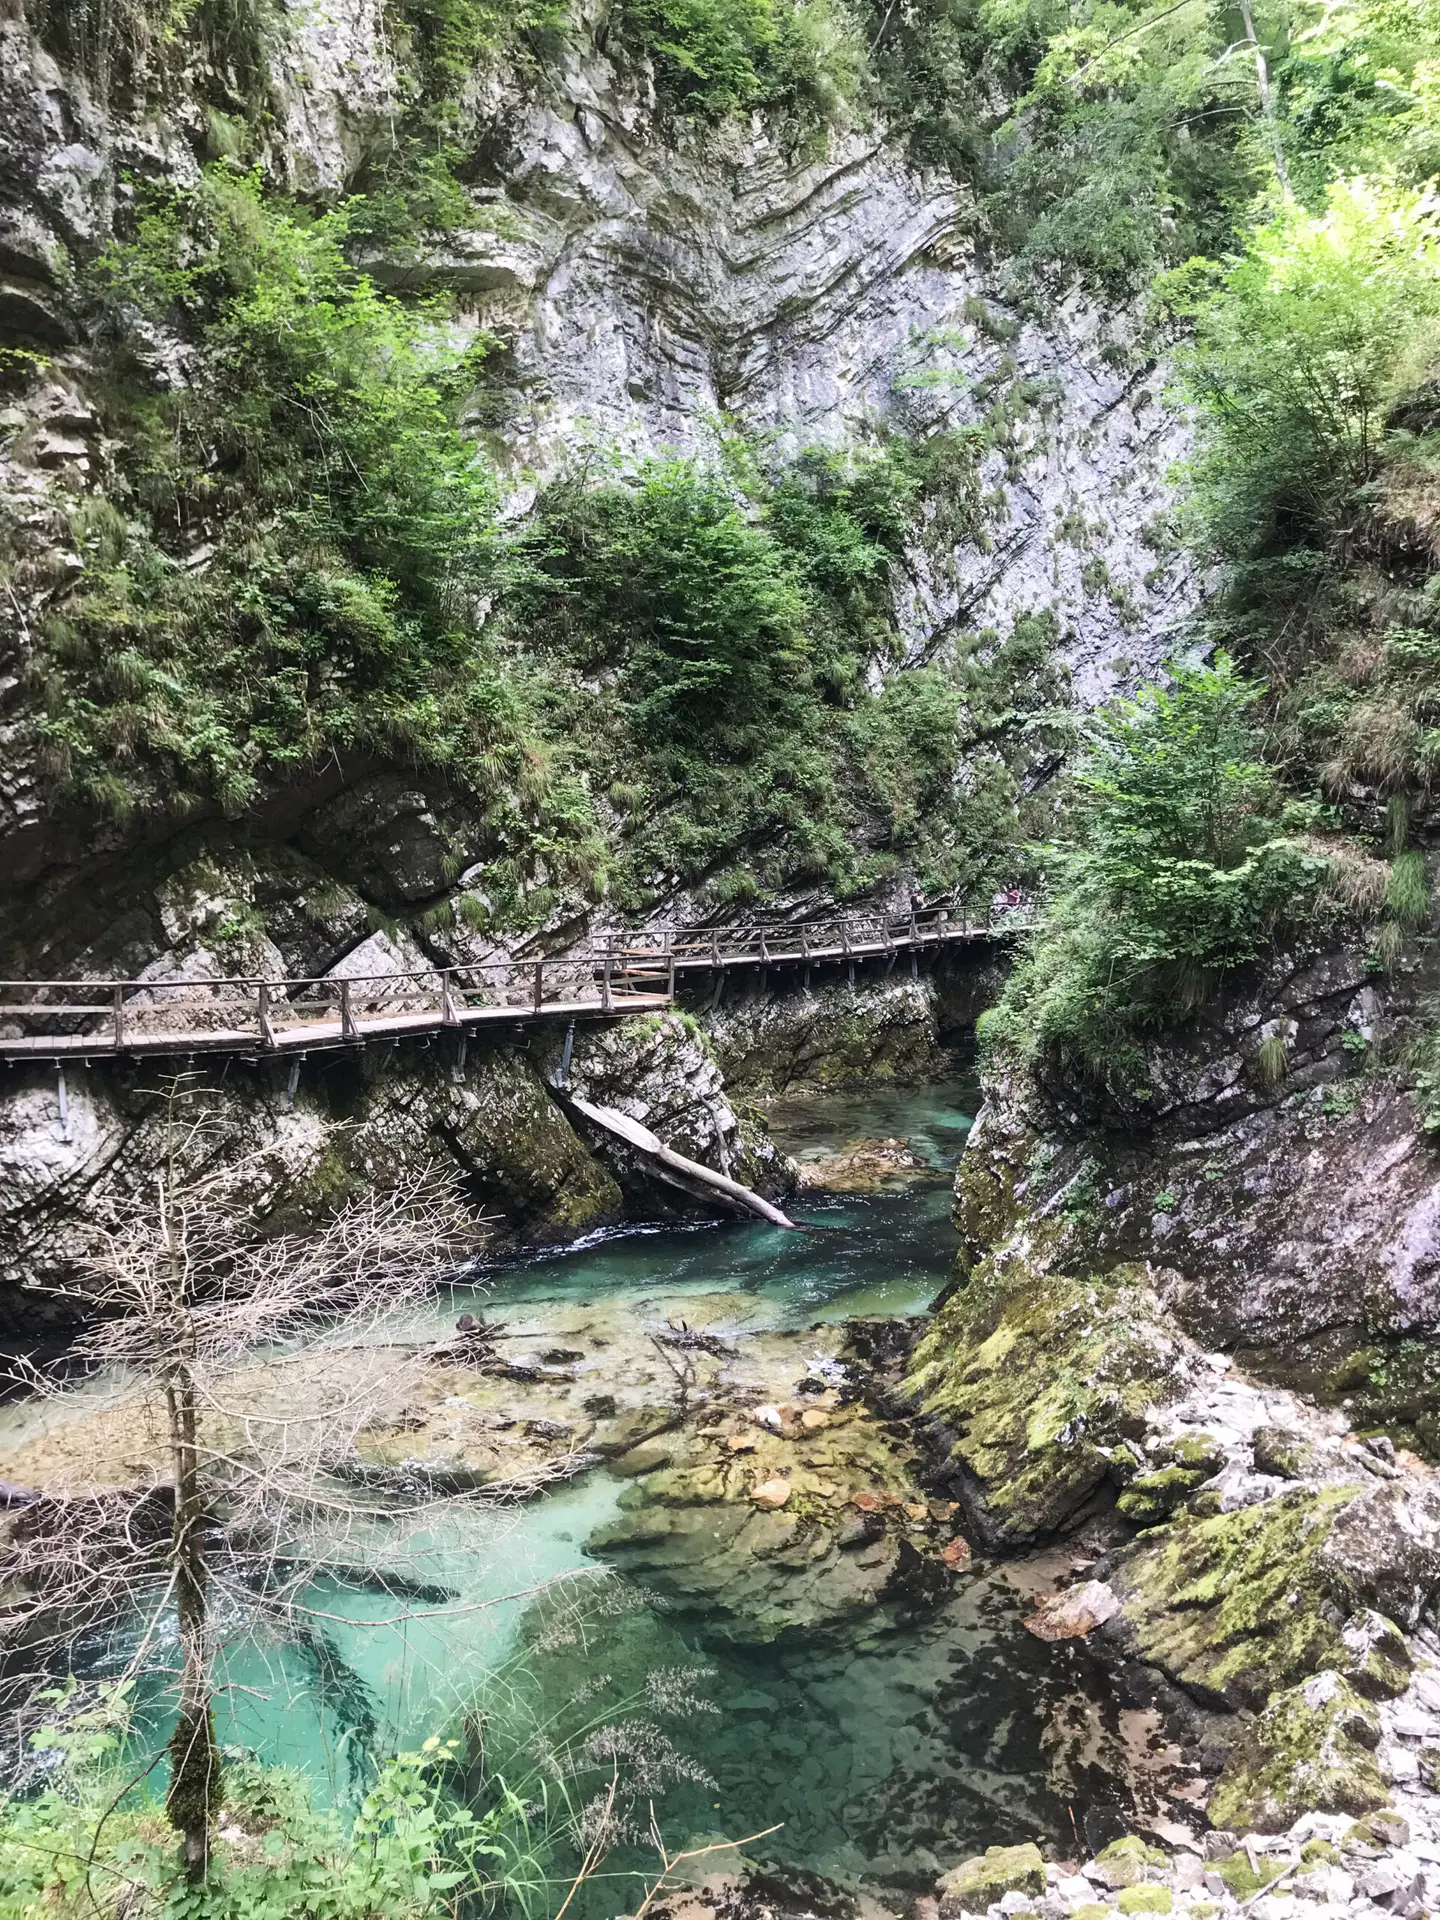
[794,1136,933,1192]
[1022,1578,1121,1641]
[587,1395,968,1641]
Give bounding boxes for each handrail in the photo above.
[0,904,1033,1058]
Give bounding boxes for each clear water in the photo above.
[13,1080,1136,1897]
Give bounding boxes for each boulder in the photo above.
[1207,1671,1389,1834]
[907,1259,1199,1546]
[938,1844,1047,1916]
[1087,1837,1168,1889]
[1022,1579,1120,1641]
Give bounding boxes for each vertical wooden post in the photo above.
[602,954,613,1014]
[442,970,460,1027]
[533,960,543,1012]
[801,927,811,962]
[113,983,124,1050]
[340,978,359,1042]
[258,982,275,1049]
[667,953,676,1000]
[710,930,721,968]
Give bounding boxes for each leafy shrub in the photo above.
[979,656,1333,1081]
[0,1700,506,1919]
[1167,180,1440,580]
[511,442,1063,909]
[26,168,605,907]
[611,0,864,124]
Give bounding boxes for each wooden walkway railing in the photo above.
[0,905,1031,1062]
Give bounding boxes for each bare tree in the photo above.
[1,1079,503,1878]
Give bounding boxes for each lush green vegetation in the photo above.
[510,440,1067,908]
[22,169,605,913]
[979,658,1332,1080]
[0,1703,503,1920]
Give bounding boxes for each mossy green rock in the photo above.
[1208,1671,1388,1834]
[938,1843,1047,1914]
[907,1261,1194,1544]
[1090,1837,1168,1889]
[1116,1464,1207,1525]
[1211,1855,1289,1900]
[1335,1607,1412,1698]
[1116,1889,1171,1914]
[1112,1485,1363,1707]
[1251,1425,1325,1481]
[1159,1432,1226,1475]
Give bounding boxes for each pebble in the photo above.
[750,1475,791,1509]
[1384,1745,1421,1783]
[1057,1876,1093,1901]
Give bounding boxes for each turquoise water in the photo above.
[21,1080,1136,1898]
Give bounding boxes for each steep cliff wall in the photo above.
[0,0,1193,965]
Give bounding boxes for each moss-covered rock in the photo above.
[1209,1854,1292,1900]
[1113,1485,1367,1708]
[1116,1464,1208,1525]
[1116,1888,1171,1914]
[1089,1837,1168,1888]
[906,1260,1197,1545]
[1207,1671,1388,1834]
[586,1400,954,1641]
[938,1842,1047,1915]
[1251,1425,1325,1481]
[1335,1607,1413,1698]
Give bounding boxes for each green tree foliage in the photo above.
[609,0,863,123]
[511,443,1066,909]
[980,657,1329,1078]
[29,168,601,892]
[1168,179,1440,578]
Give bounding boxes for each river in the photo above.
[2,1080,1137,1907]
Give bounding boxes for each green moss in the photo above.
[938,1843,1047,1912]
[1116,1463,1208,1524]
[1300,1839,1341,1866]
[1116,1889,1171,1914]
[1251,1426,1325,1480]
[906,1260,1192,1543]
[1093,1837,1168,1886]
[1160,1432,1226,1474]
[1210,1855,1288,1899]
[1208,1672,1388,1834]
[1114,1484,1363,1707]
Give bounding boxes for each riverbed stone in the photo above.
[1106,1482,1432,1710]
[939,1843,1048,1915]
[587,1396,963,1640]
[1088,1839,1169,1889]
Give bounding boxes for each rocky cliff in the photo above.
[0,0,1198,1302]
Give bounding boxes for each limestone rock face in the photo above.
[906,1258,1201,1546]
[704,974,955,1095]
[953,940,1440,1367]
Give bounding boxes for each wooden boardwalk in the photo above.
[0,905,1029,1063]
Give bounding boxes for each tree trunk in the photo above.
[1239,0,1291,194]
[160,1175,221,1879]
